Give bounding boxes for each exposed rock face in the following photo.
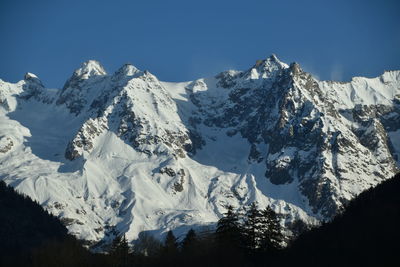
[65,118,108,160]
[0,136,13,154]
[160,167,186,192]
[56,60,108,115]
[63,63,192,160]
[0,56,399,248]
[20,73,46,100]
[184,56,399,218]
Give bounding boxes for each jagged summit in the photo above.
[74,60,107,78]
[245,54,289,79]
[57,60,110,114]
[23,72,44,88]
[269,53,279,61]
[257,54,286,66]
[255,54,288,68]
[24,72,39,80]
[113,63,141,78]
[60,60,107,94]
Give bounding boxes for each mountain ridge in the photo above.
[0,55,399,248]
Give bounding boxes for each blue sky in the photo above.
[0,0,399,88]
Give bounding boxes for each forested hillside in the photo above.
[278,172,400,267]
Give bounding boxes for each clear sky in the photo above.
[0,0,399,88]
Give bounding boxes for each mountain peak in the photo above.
[267,53,280,63]
[254,54,286,67]
[74,60,107,79]
[114,63,141,78]
[24,72,44,87]
[62,60,107,90]
[263,54,288,68]
[246,54,288,79]
[24,72,39,80]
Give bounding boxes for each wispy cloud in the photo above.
[330,63,344,81]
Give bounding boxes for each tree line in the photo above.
[1,172,399,266]
[0,179,285,267]
[107,202,284,267]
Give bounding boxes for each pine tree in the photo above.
[216,205,242,248]
[160,230,179,266]
[134,232,162,257]
[163,230,178,254]
[242,202,264,251]
[181,228,198,254]
[261,206,283,251]
[110,234,129,267]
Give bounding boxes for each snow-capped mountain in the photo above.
[0,55,399,246]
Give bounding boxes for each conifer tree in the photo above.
[181,228,198,254]
[216,205,242,248]
[163,230,178,254]
[243,202,264,251]
[110,234,129,267]
[134,232,162,257]
[261,206,283,250]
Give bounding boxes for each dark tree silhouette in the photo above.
[242,202,264,251]
[261,205,283,251]
[278,173,400,267]
[0,181,70,266]
[163,230,178,254]
[109,234,129,267]
[181,228,198,254]
[216,205,242,248]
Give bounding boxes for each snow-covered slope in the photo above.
[0,56,399,247]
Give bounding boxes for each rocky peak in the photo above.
[120,64,140,76]
[61,60,107,90]
[74,60,107,79]
[24,72,44,87]
[289,62,302,76]
[57,61,111,115]
[246,54,289,80]
[215,70,241,88]
[262,54,287,68]
[284,62,329,111]
[66,67,192,160]
[113,64,141,79]
[20,72,46,101]
[24,72,39,80]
